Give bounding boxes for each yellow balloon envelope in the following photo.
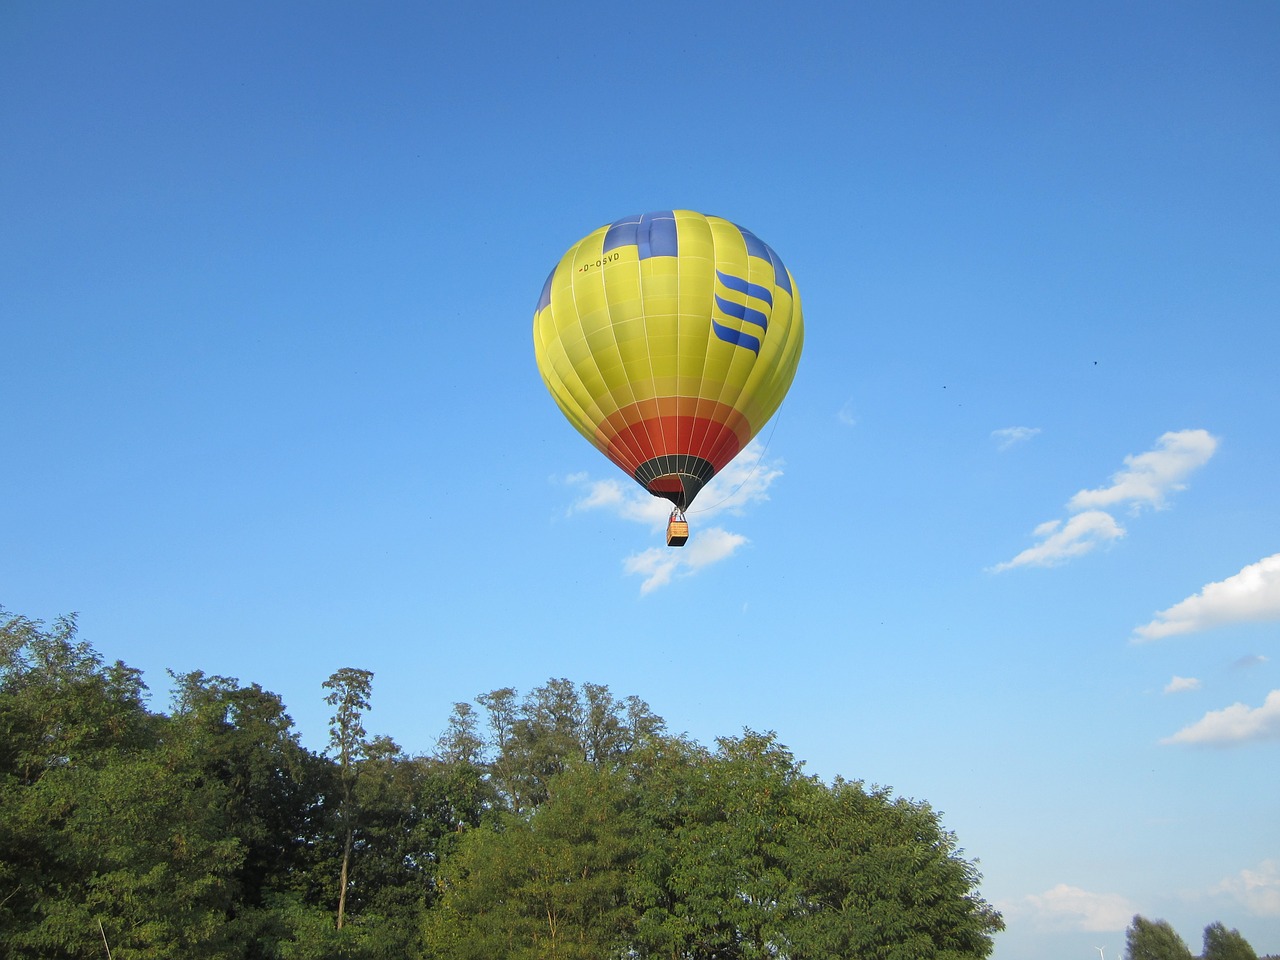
[533,210,803,519]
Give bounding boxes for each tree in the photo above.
[4,604,1005,959]
[1125,915,1194,960]
[322,667,374,930]
[168,670,329,914]
[472,680,668,814]
[0,609,245,959]
[627,731,796,959]
[628,730,1003,959]
[476,686,520,807]
[581,683,666,768]
[437,701,485,766]
[507,677,586,808]
[428,721,1002,959]
[425,763,638,960]
[0,609,152,786]
[1203,921,1259,960]
[783,775,1003,959]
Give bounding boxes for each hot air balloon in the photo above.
[533,210,804,546]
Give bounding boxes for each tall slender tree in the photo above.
[322,667,373,930]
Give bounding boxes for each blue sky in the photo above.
[3,3,1278,957]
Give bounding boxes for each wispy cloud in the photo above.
[567,477,668,525]
[1164,676,1201,694]
[565,442,782,591]
[1133,553,1280,641]
[837,400,857,427]
[1213,860,1280,917]
[992,429,1216,572]
[990,511,1124,572]
[1017,884,1137,932]
[692,444,784,516]
[1161,689,1280,746]
[992,426,1040,451]
[1068,429,1218,513]
[1233,654,1269,670]
[624,527,749,594]
[568,477,625,512]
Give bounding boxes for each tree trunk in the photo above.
[337,823,352,929]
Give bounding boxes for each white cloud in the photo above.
[1019,884,1137,932]
[692,444,784,518]
[624,527,749,595]
[568,477,669,525]
[569,477,626,512]
[1133,554,1280,641]
[1164,676,1201,694]
[990,511,1125,572]
[837,400,857,426]
[1214,860,1280,917]
[992,426,1040,451]
[1161,689,1280,746]
[565,442,782,591]
[993,428,1217,573]
[1068,429,1218,513]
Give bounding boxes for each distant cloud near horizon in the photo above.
[1016,883,1137,932]
[992,426,1040,451]
[992,429,1217,572]
[1133,553,1280,641]
[1162,690,1280,746]
[1214,860,1280,917]
[565,442,782,592]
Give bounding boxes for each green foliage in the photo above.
[0,610,151,786]
[323,667,375,930]
[626,730,1003,960]
[1203,921,1260,960]
[1,606,1008,960]
[167,669,330,910]
[426,763,637,959]
[428,720,1003,959]
[436,701,485,765]
[474,679,666,813]
[0,609,245,958]
[323,668,374,772]
[1125,915,1195,960]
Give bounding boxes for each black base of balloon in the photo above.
[634,455,716,510]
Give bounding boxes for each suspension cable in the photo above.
[687,399,788,516]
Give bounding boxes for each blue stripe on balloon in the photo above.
[636,216,653,259]
[738,225,770,263]
[766,245,792,295]
[641,211,678,258]
[716,270,773,307]
[603,211,678,259]
[712,319,761,354]
[602,214,641,253]
[736,224,791,295]
[536,266,555,313]
[715,294,768,331]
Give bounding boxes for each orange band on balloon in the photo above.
[594,397,754,476]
